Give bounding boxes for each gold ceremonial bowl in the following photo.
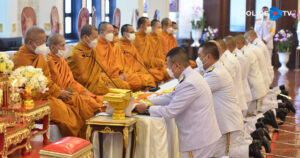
[103,88,132,120]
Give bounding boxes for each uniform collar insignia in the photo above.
[179,74,185,83]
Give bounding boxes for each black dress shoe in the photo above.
[276,108,289,122]
[255,122,270,139]
[251,129,271,153]
[263,110,278,128]
[249,139,264,158]
[279,85,286,91]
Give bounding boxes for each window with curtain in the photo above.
[229,0,246,32]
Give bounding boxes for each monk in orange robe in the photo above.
[68,25,109,95]
[13,26,93,138]
[160,18,197,68]
[118,24,156,91]
[47,34,104,113]
[134,17,169,82]
[95,22,130,89]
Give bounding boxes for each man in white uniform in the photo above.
[254,6,276,61]
[135,47,221,158]
[224,36,248,114]
[245,30,274,83]
[198,41,251,158]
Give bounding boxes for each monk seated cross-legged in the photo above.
[47,33,104,113]
[134,17,169,82]
[117,24,156,91]
[68,24,109,95]
[13,26,94,138]
[95,22,130,90]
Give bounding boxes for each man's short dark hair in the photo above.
[202,42,220,60]
[80,24,97,39]
[121,24,132,36]
[137,17,148,29]
[166,47,190,67]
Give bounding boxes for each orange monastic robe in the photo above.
[118,38,155,91]
[160,31,197,68]
[13,45,94,138]
[68,41,109,95]
[95,37,130,89]
[47,53,103,112]
[134,30,169,82]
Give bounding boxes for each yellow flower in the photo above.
[0,63,6,72]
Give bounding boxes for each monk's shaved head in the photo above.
[121,24,133,36]
[24,26,45,44]
[81,24,97,39]
[161,18,172,29]
[137,17,149,29]
[47,34,64,47]
[167,47,190,67]
[98,22,112,34]
[151,19,160,27]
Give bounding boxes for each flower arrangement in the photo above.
[274,29,293,52]
[191,6,205,29]
[9,66,49,95]
[203,26,218,42]
[0,52,14,74]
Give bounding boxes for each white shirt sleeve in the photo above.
[149,82,198,119]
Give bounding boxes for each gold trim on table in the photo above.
[39,144,93,158]
[15,103,50,124]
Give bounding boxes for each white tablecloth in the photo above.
[92,115,181,158]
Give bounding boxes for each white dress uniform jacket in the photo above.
[247,44,271,86]
[252,37,274,81]
[242,45,268,100]
[202,62,244,134]
[254,18,276,50]
[149,66,221,152]
[227,49,248,111]
[219,53,235,80]
[233,48,252,103]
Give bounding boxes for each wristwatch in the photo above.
[145,106,150,115]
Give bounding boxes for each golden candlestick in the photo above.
[103,88,132,120]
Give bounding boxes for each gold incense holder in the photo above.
[103,88,132,120]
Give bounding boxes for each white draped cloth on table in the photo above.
[92,114,181,158]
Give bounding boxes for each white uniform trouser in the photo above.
[181,141,217,158]
[268,48,274,82]
[213,131,250,158]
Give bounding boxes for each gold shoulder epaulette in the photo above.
[219,60,224,65]
[207,66,214,73]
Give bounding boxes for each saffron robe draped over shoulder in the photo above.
[67,41,109,95]
[13,45,94,138]
[95,37,130,90]
[134,30,169,82]
[47,53,103,112]
[118,38,155,91]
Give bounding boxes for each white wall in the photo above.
[148,0,169,21]
[116,0,143,30]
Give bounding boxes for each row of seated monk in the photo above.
[11,17,196,138]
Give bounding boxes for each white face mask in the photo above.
[127,33,136,41]
[145,26,152,34]
[167,68,175,78]
[56,49,66,58]
[167,27,173,34]
[173,29,178,34]
[105,33,114,42]
[34,43,49,56]
[196,57,204,72]
[88,38,98,49]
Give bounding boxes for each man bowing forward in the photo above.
[135,47,221,158]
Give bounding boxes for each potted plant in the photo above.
[191,6,205,47]
[274,29,293,72]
